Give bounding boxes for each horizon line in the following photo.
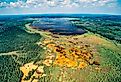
[0,13,121,16]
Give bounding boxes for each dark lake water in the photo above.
[31,18,86,35]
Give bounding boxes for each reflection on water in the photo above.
[31,18,86,35]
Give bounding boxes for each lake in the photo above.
[31,18,86,35]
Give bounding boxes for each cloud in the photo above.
[0,0,117,8]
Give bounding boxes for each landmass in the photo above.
[0,14,121,82]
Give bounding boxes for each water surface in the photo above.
[31,18,86,35]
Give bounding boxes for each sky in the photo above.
[0,0,121,15]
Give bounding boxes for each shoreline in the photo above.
[24,23,120,50]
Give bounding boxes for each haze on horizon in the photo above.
[0,0,121,15]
